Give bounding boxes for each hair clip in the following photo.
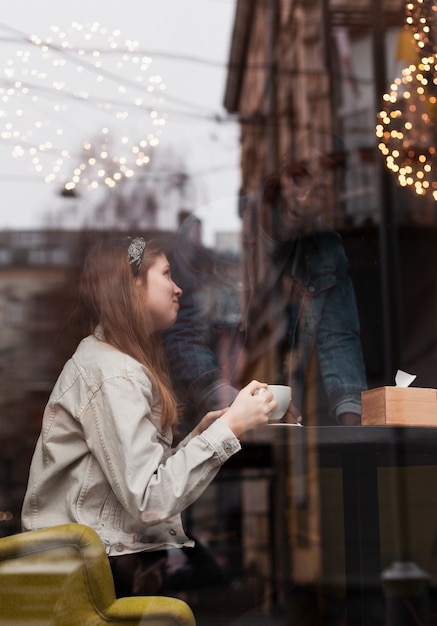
[128,237,146,276]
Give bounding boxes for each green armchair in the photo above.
[0,523,196,625]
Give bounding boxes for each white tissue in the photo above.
[395,369,417,388]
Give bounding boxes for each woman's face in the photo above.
[136,254,182,331]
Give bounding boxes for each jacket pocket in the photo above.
[305,269,336,296]
[97,489,124,530]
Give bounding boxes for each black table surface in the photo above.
[227,424,437,469]
[221,424,437,625]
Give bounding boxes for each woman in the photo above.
[21,236,276,597]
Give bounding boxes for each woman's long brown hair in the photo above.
[79,237,177,430]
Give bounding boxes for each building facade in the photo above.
[221,0,437,616]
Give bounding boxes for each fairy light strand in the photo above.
[0,21,167,192]
[376,0,437,199]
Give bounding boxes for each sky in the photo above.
[0,0,241,233]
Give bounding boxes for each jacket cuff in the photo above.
[198,418,241,463]
[334,397,362,419]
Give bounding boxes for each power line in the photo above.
[0,77,235,126]
[0,23,223,114]
[0,25,374,84]
[0,162,237,184]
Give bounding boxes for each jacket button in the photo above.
[116,542,124,552]
[308,285,315,294]
[168,528,177,536]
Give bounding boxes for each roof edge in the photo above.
[223,0,255,113]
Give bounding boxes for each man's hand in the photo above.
[338,412,361,426]
[283,401,303,425]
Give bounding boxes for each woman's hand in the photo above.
[219,380,277,438]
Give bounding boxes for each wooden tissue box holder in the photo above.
[361,387,437,426]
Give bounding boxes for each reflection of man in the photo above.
[163,151,367,430]
[239,150,367,425]
[162,201,242,438]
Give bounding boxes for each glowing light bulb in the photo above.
[406,0,437,57]
[0,21,167,191]
[376,51,437,199]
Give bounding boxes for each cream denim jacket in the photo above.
[21,331,240,556]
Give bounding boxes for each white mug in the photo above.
[256,384,292,421]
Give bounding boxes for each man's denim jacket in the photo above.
[162,213,367,428]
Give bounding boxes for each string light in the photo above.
[376,0,437,199]
[0,22,167,192]
[406,0,437,57]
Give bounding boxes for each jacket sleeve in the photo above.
[314,239,368,419]
[161,215,238,425]
[81,370,240,525]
